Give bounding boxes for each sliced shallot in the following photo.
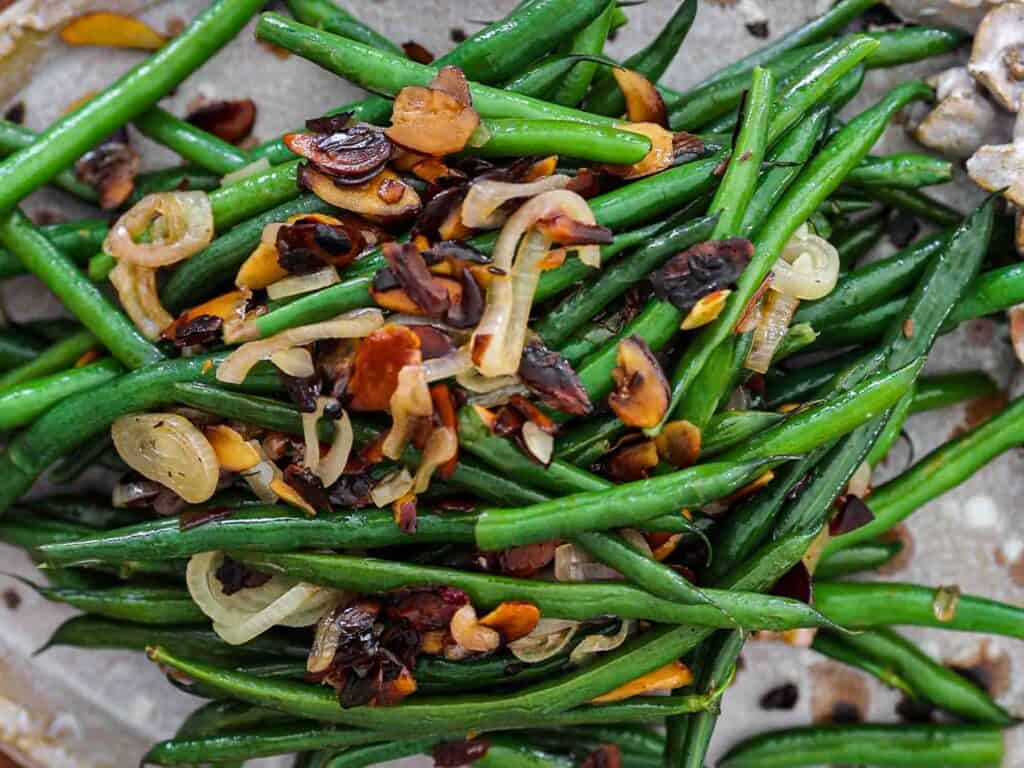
[103,191,214,267]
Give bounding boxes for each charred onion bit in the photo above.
[602,123,674,180]
[310,600,419,708]
[517,342,592,416]
[673,132,707,163]
[283,464,332,513]
[655,419,702,468]
[411,326,457,360]
[382,242,451,317]
[164,290,249,348]
[386,66,480,156]
[581,744,623,768]
[347,324,422,411]
[276,218,365,273]
[387,586,469,631]
[285,125,391,183]
[651,237,753,313]
[534,215,613,247]
[402,40,435,64]
[328,472,374,508]
[829,494,875,536]
[392,492,418,534]
[75,128,138,209]
[608,335,670,429]
[433,738,489,768]
[214,555,272,595]
[169,314,222,348]
[771,561,813,605]
[413,187,468,240]
[186,99,257,144]
[612,68,668,126]
[280,367,322,413]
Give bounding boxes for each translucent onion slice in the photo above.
[554,543,621,582]
[381,364,433,460]
[455,368,520,393]
[521,420,553,465]
[745,290,800,374]
[771,224,840,300]
[240,441,282,503]
[471,190,596,377]
[103,191,214,267]
[266,266,340,301]
[423,348,473,382]
[301,397,354,487]
[221,157,271,186]
[570,620,634,666]
[412,426,458,493]
[270,346,316,378]
[508,619,580,663]
[186,552,339,645]
[449,603,501,653]
[111,413,219,504]
[216,308,384,385]
[370,467,414,507]
[460,175,570,229]
[109,261,174,341]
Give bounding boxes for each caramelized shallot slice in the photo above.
[612,68,668,126]
[300,165,421,220]
[412,426,458,492]
[109,261,173,341]
[449,603,501,653]
[601,123,673,179]
[608,336,670,429]
[461,175,571,229]
[386,66,480,156]
[284,125,392,181]
[478,601,540,642]
[104,191,214,267]
[382,364,433,459]
[348,324,423,411]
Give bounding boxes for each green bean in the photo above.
[40,506,478,566]
[25,495,142,530]
[0,329,97,391]
[0,120,99,202]
[149,625,733,734]
[321,739,441,768]
[0,358,122,430]
[813,629,1012,724]
[41,615,309,661]
[132,107,251,175]
[826,394,1024,554]
[855,185,962,227]
[0,219,106,281]
[502,55,615,100]
[286,0,403,55]
[809,630,914,694]
[724,360,923,463]
[237,549,830,631]
[550,1,616,107]
[161,194,333,311]
[0,210,160,368]
[473,739,573,768]
[845,153,953,190]
[467,119,650,163]
[813,540,903,580]
[667,630,744,768]
[864,24,970,68]
[817,581,1024,639]
[145,696,712,766]
[0,0,266,212]
[528,725,663,759]
[475,457,779,549]
[0,517,95,551]
[173,699,296,740]
[15,577,204,625]
[910,371,999,414]
[586,0,697,116]
[719,724,1004,768]
[701,411,786,457]
[0,354,279,514]
[0,327,45,371]
[662,82,932,432]
[128,166,222,204]
[866,389,913,467]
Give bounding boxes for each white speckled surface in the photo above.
[0,2,1022,766]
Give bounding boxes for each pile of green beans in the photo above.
[1,1,1021,767]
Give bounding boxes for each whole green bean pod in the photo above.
[812,629,1013,724]
[286,0,403,54]
[813,540,903,580]
[549,1,616,107]
[586,0,698,116]
[235,549,831,630]
[502,55,617,100]
[909,371,999,414]
[0,0,266,212]
[0,120,99,201]
[719,724,1004,768]
[0,210,160,368]
[0,219,106,281]
[855,185,962,226]
[132,107,251,175]
[0,329,97,390]
[660,81,934,433]
[17,578,205,625]
[0,358,123,430]
[826,394,1024,554]
[809,631,914,694]
[466,119,649,163]
[128,166,221,204]
[474,457,779,549]
[173,700,297,740]
[26,496,141,529]
[815,581,1024,639]
[832,211,887,271]
[845,153,953,189]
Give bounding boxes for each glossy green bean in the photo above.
[0,210,160,368]
[133,107,250,175]
[0,120,99,201]
[817,581,1024,639]
[0,358,122,430]
[809,630,914,694]
[827,393,1024,554]
[813,629,1012,724]
[475,457,778,548]
[26,496,141,530]
[845,153,953,189]
[286,0,403,54]
[21,578,205,625]
[856,186,962,227]
[502,55,614,100]
[586,0,697,116]
[128,166,221,204]
[865,389,913,467]
[719,724,1004,768]
[467,119,649,163]
[0,329,96,390]
[0,328,44,369]
[813,540,903,580]
[0,0,266,212]
[550,1,616,107]
[909,371,999,414]
[173,699,296,740]
[0,219,106,281]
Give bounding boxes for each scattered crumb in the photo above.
[258,40,291,60]
[810,662,869,723]
[164,16,185,38]
[3,101,25,124]
[946,640,1011,696]
[2,589,19,611]
[902,318,914,339]
[449,28,467,43]
[745,20,770,38]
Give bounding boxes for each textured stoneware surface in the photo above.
[0,2,1021,766]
